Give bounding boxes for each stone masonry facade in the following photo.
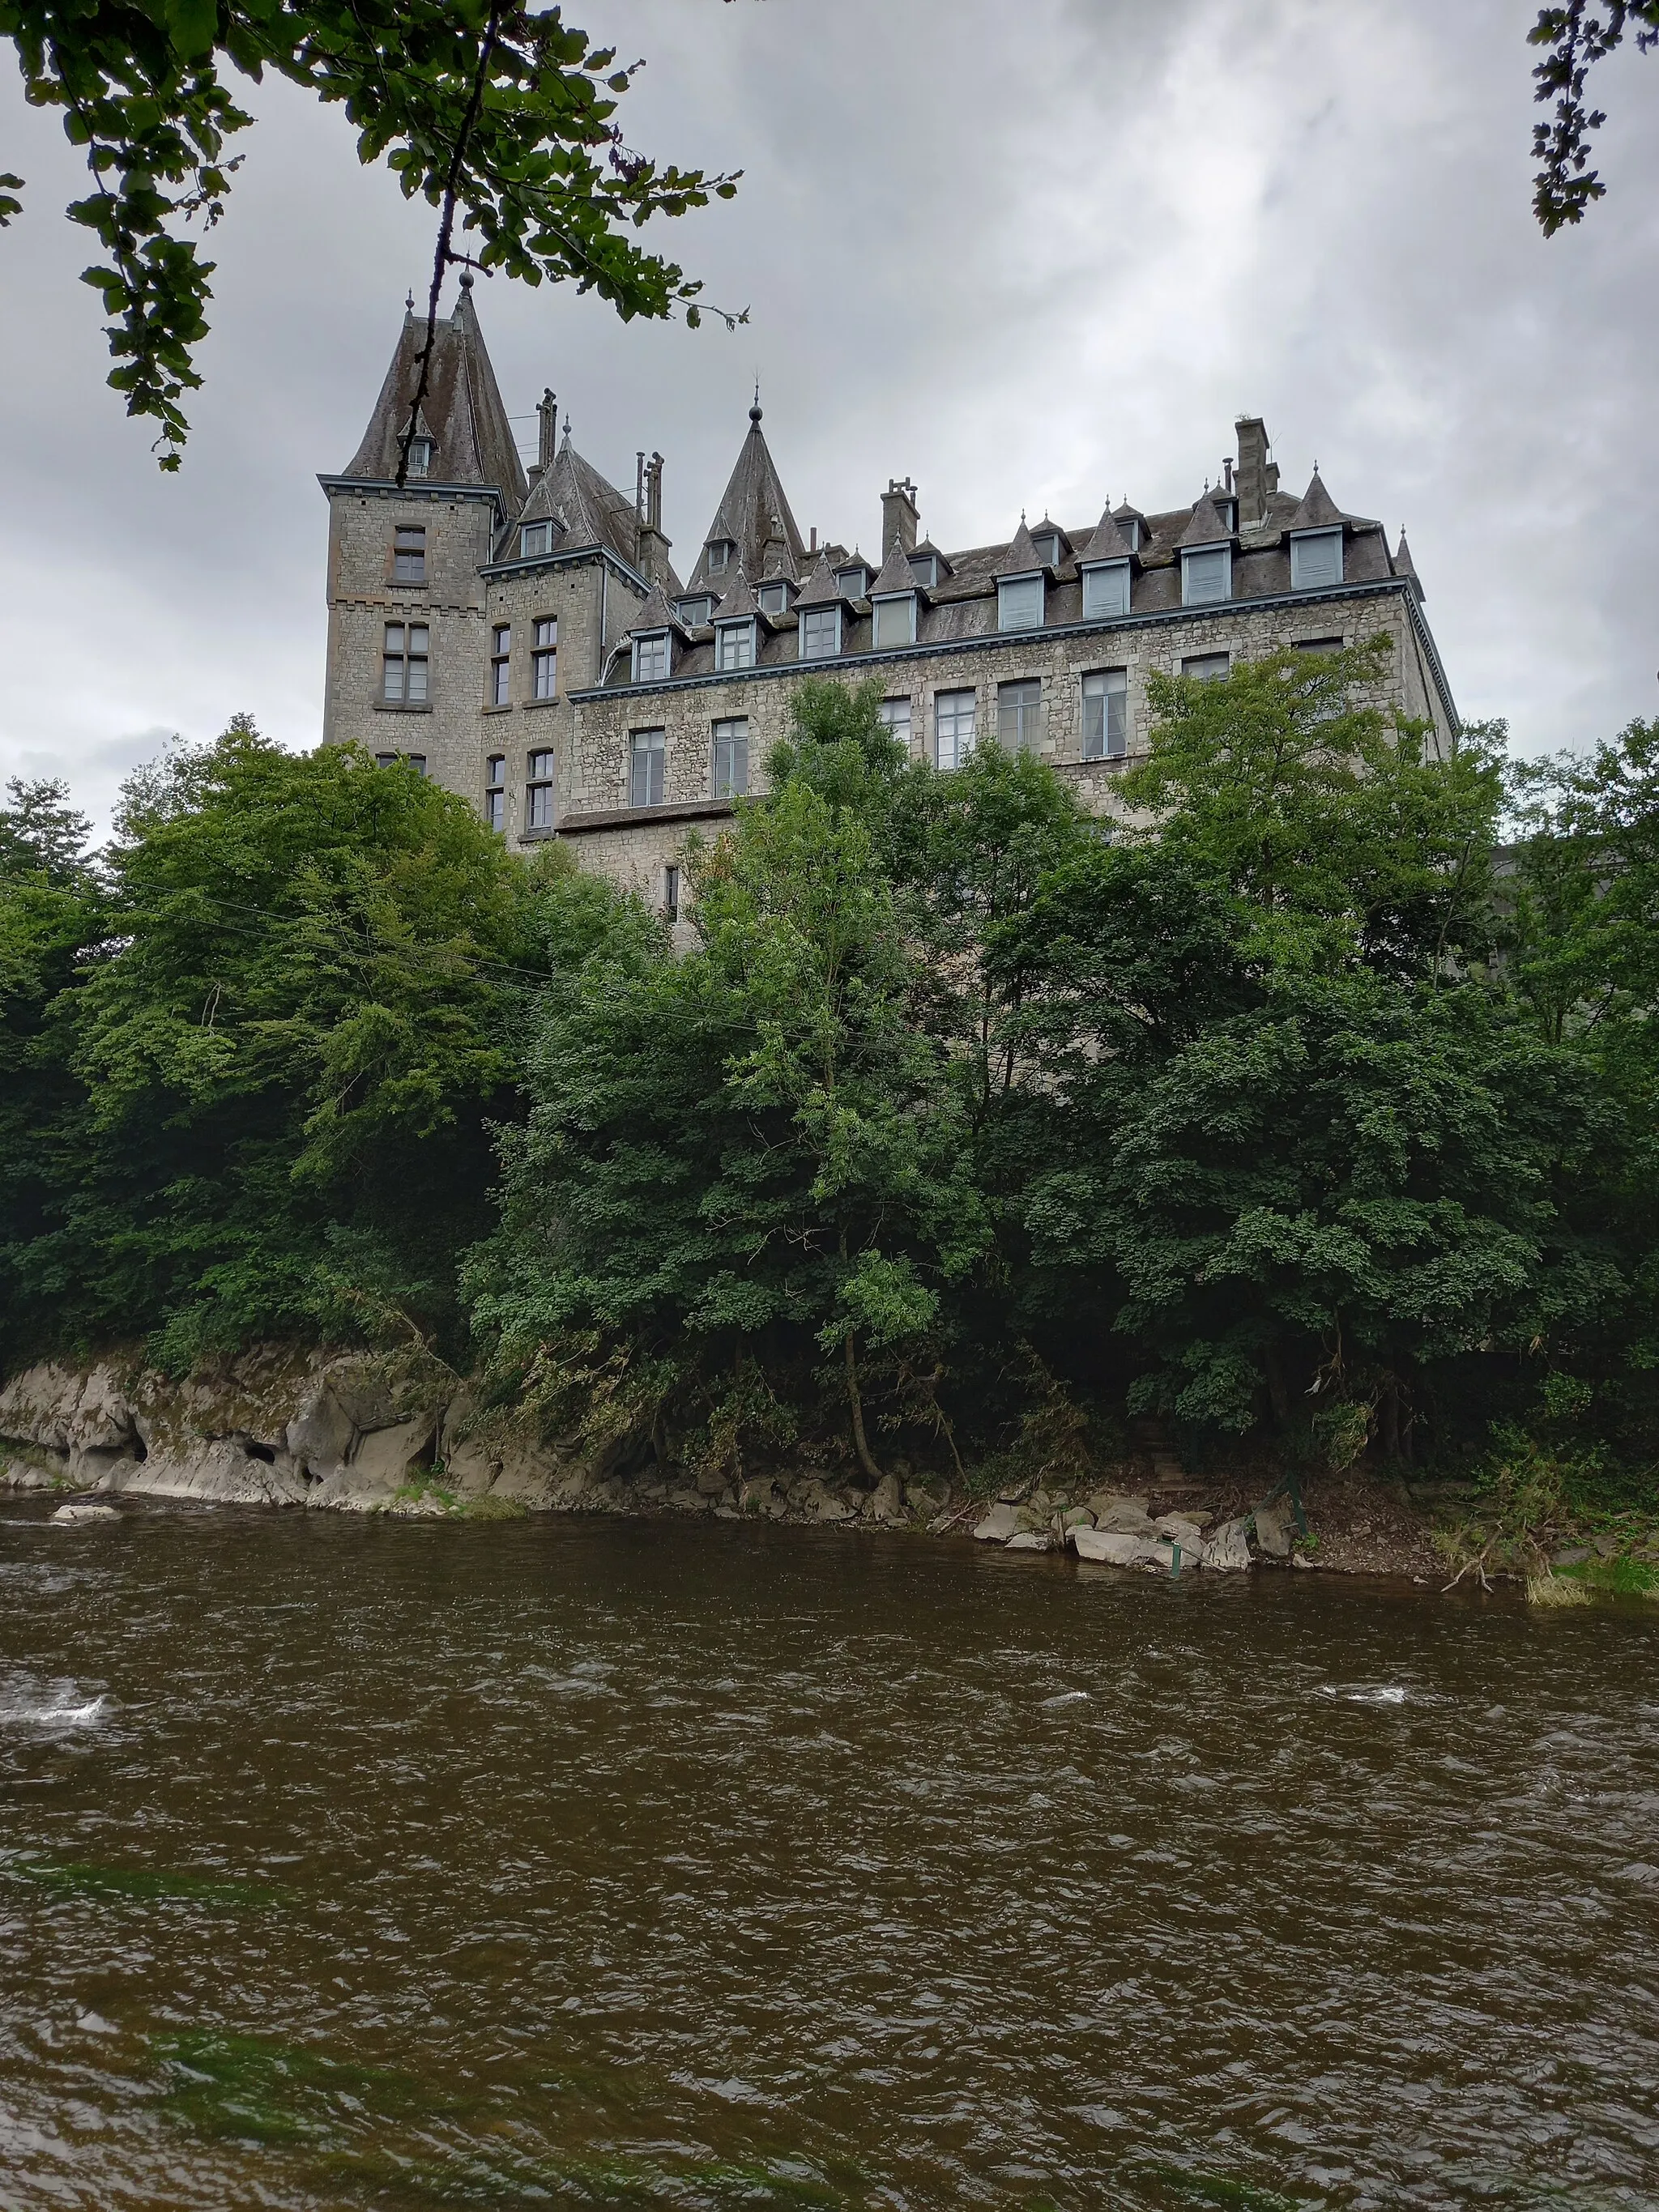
[322,283,1457,917]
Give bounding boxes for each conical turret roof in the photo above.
[1078,505,1137,565]
[689,398,808,594]
[995,516,1046,579]
[1393,531,1422,596]
[868,539,919,598]
[793,550,843,610]
[343,281,526,506]
[1287,470,1344,532]
[514,432,640,569]
[713,566,759,621]
[629,578,688,636]
[1175,489,1237,550]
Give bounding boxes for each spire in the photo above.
[1288,469,1344,532]
[514,435,642,571]
[1394,530,1422,596]
[1077,504,1137,566]
[868,538,918,599]
[713,565,759,621]
[1175,488,1236,550]
[793,549,843,609]
[994,514,1045,579]
[689,397,808,593]
[342,283,526,505]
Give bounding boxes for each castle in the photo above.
[321,279,1456,907]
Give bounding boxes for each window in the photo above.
[490,624,511,707]
[630,728,665,808]
[533,617,557,698]
[800,606,840,660]
[1295,635,1345,654]
[382,622,429,702]
[706,541,731,575]
[1121,518,1142,552]
[934,688,976,770]
[405,438,432,478]
[393,526,426,582]
[877,697,912,747]
[678,596,713,627]
[1031,529,1060,567]
[997,678,1043,754]
[663,863,680,922]
[713,717,749,799]
[1182,652,1230,682]
[374,752,399,769]
[633,630,668,684]
[1081,561,1130,620]
[715,620,755,671]
[405,754,427,778]
[758,582,789,616]
[484,755,505,833]
[872,594,916,650]
[520,521,554,559]
[1081,670,1128,760]
[526,748,555,830]
[837,565,868,599]
[1181,547,1230,606]
[909,552,938,587]
[1290,530,1343,590]
[997,573,1044,631]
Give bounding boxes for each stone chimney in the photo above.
[881,478,919,559]
[1234,416,1270,527]
[636,450,671,585]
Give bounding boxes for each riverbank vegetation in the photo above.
[4,655,1657,1555]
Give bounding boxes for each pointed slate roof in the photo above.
[1175,490,1237,550]
[628,578,688,637]
[1078,505,1137,565]
[343,281,526,506]
[910,535,952,578]
[869,539,919,599]
[994,516,1046,580]
[689,399,808,594]
[1112,499,1146,528]
[1287,470,1344,533]
[1394,531,1422,595]
[514,433,641,569]
[713,566,759,621]
[793,550,843,610]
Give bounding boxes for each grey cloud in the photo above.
[1,0,1654,820]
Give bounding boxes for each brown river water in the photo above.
[1,1503,1657,2212]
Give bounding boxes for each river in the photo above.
[1,1504,1655,2210]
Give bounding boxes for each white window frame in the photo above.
[490,623,511,707]
[678,597,713,628]
[872,593,917,650]
[909,552,938,587]
[757,582,790,616]
[996,677,1043,754]
[663,863,681,922]
[484,755,506,832]
[1081,561,1131,620]
[934,688,977,770]
[712,717,750,799]
[1290,529,1344,590]
[531,616,557,699]
[526,748,556,830]
[706,541,731,576]
[405,438,432,479]
[1181,652,1231,682]
[997,572,1044,632]
[1081,670,1128,761]
[520,521,554,558]
[1030,531,1060,568]
[836,566,868,600]
[393,525,426,582]
[632,630,669,684]
[877,697,912,748]
[1180,545,1231,607]
[799,605,841,660]
[382,621,429,703]
[715,619,756,671]
[629,727,666,808]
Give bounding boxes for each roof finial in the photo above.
[750,379,763,425]
[562,413,571,444]
[458,267,473,292]
[405,288,415,315]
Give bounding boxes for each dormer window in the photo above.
[800,606,841,660]
[757,581,791,616]
[1031,529,1061,568]
[997,573,1044,631]
[633,630,669,683]
[706,541,732,576]
[1180,546,1231,607]
[909,551,938,588]
[1212,497,1237,533]
[405,438,433,479]
[836,565,868,600]
[521,521,554,558]
[1290,529,1344,590]
[715,618,756,672]
[1081,561,1131,620]
[872,593,917,650]
[1120,518,1142,552]
[677,596,713,628]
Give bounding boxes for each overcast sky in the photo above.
[2,0,1655,826]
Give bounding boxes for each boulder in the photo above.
[1154,1511,1205,1541]
[867,1472,906,1524]
[1072,1526,1145,1565]
[0,1362,84,1452]
[1005,1531,1051,1552]
[812,1491,853,1523]
[1060,1506,1094,1532]
[124,1438,308,1508]
[973,1502,1020,1543]
[51,1502,119,1523]
[70,1367,137,1453]
[694,1464,730,1496]
[1252,1495,1294,1558]
[285,1384,355,1478]
[321,1359,401,1434]
[441,1437,501,1498]
[1203,1517,1252,1571]
[1090,1494,1160,1536]
[906,1481,948,1517]
[347,1417,435,1490]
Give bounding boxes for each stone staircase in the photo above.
[1133,1417,1194,1495]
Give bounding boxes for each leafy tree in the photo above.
[469,690,988,1485]
[0,718,546,1370]
[0,0,740,465]
[1529,2,1659,233]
